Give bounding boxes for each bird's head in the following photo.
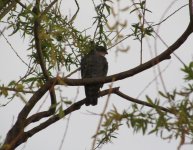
[96,46,108,56]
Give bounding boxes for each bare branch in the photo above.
[115,90,173,114]
[91,83,113,149]
[0,30,29,67]
[69,0,80,23]
[18,79,55,122]
[190,0,193,22]
[153,4,188,27]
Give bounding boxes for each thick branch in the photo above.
[2,80,56,150]
[18,80,54,122]
[25,87,119,126]
[33,2,49,80]
[33,1,57,111]
[190,0,193,22]
[8,87,119,148]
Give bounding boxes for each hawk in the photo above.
[81,46,108,106]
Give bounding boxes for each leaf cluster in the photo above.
[0,2,96,100]
[97,61,193,147]
[130,1,154,40]
[7,2,92,73]
[93,0,112,46]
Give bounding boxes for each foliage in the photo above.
[7,2,91,72]
[93,0,112,46]
[96,62,193,148]
[130,1,154,40]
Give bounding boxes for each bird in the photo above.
[81,45,108,106]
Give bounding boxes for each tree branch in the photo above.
[4,87,118,149]
[17,87,175,148]
[0,87,35,94]
[69,0,80,23]
[0,0,21,20]
[115,90,173,114]
[33,1,57,112]
[54,22,193,86]
[2,85,176,150]
[33,1,49,80]
[40,0,58,19]
[190,0,193,22]
[18,80,55,122]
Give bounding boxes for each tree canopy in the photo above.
[0,0,193,150]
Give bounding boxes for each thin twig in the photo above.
[91,0,99,40]
[107,33,134,50]
[91,83,113,150]
[154,1,187,66]
[0,0,19,20]
[153,4,188,27]
[40,0,59,19]
[153,1,187,95]
[140,0,146,64]
[16,0,27,9]
[0,31,29,67]
[136,61,171,98]
[115,90,174,114]
[58,86,80,150]
[0,87,35,93]
[69,0,80,23]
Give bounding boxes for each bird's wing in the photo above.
[81,52,108,78]
[81,53,95,78]
[80,56,86,78]
[103,57,108,76]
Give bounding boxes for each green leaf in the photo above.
[8,80,16,86]
[23,77,38,83]
[58,105,65,118]
[64,101,72,105]
[148,128,158,135]
[1,89,8,97]
[146,95,153,104]
[159,91,168,99]
[16,84,24,91]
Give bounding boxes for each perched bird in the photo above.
[81,46,108,106]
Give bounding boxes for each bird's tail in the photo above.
[85,85,100,106]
